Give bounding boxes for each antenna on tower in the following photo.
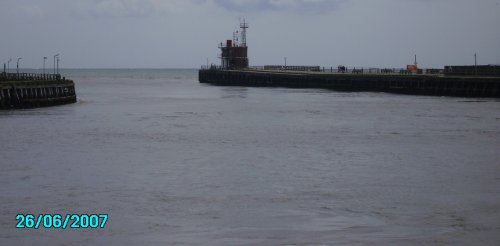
[240,19,249,47]
[233,31,239,45]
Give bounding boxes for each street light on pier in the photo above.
[57,56,60,74]
[7,58,12,73]
[496,2,499,64]
[474,53,478,76]
[17,58,22,76]
[43,57,47,74]
[53,54,59,75]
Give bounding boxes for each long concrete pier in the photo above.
[199,69,500,98]
[0,73,77,109]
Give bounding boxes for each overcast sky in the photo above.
[1,0,499,68]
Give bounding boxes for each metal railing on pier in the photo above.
[200,65,444,75]
[0,72,62,82]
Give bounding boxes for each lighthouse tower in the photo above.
[220,20,249,70]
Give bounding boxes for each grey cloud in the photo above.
[68,0,204,19]
[90,0,156,18]
[71,0,160,19]
[211,0,346,14]
[3,0,344,20]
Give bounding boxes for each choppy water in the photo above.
[1,69,499,245]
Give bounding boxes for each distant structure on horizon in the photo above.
[219,20,249,70]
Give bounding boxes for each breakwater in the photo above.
[199,69,500,98]
[0,73,77,109]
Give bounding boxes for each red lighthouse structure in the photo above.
[219,20,249,70]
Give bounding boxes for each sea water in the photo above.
[1,69,499,245]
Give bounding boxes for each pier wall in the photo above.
[0,73,77,109]
[444,65,500,77]
[199,69,500,98]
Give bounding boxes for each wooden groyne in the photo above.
[0,73,77,109]
[199,69,500,98]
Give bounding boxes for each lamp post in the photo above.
[474,53,477,76]
[43,57,47,74]
[496,2,499,64]
[53,54,59,75]
[284,57,287,70]
[7,58,12,73]
[56,56,60,74]
[17,57,22,76]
